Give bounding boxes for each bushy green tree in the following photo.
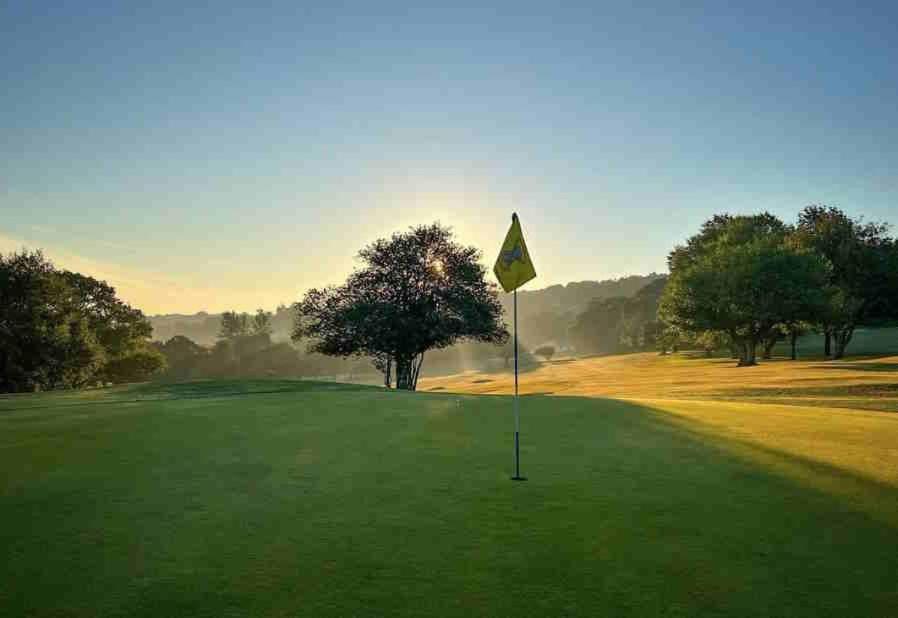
[661,215,831,366]
[692,330,729,358]
[294,223,508,390]
[0,250,158,391]
[794,205,894,358]
[102,348,166,383]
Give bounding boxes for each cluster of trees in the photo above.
[148,305,297,345]
[568,278,668,355]
[152,310,351,380]
[659,206,898,365]
[294,223,508,390]
[0,251,164,392]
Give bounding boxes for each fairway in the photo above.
[2,377,898,616]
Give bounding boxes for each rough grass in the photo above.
[2,365,898,616]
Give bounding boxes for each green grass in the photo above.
[2,380,897,617]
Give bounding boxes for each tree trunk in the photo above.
[394,353,425,391]
[383,357,392,388]
[790,330,798,361]
[833,327,854,360]
[762,337,776,360]
[395,356,413,390]
[704,347,712,358]
[411,352,425,391]
[738,338,758,366]
[824,329,832,357]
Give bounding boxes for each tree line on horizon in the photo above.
[150,309,369,381]
[4,205,897,393]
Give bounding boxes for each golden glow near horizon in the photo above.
[1,179,622,315]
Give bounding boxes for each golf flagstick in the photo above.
[493,212,535,481]
[512,287,525,480]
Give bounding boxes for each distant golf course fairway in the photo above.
[3,354,898,616]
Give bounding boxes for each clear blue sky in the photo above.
[3,1,897,313]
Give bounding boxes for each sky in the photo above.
[3,1,897,314]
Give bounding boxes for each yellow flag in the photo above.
[493,213,536,293]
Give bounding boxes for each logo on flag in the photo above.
[493,213,536,293]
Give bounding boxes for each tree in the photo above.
[1,251,99,391]
[784,321,813,361]
[692,330,729,358]
[660,215,831,366]
[61,270,156,382]
[102,348,166,383]
[794,205,894,359]
[0,251,161,390]
[218,311,250,340]
[656,323,683,356]
[533,344,556,361]
[251,309,273,336]
[293,223,508,390]
[156,335,207,380]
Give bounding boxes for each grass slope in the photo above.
[2,378,897,616]
[420,352,898,413]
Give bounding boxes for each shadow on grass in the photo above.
[624,399,898,526]
[511,395,898,614]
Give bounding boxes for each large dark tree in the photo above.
[293,223,508,390]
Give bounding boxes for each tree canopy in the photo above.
[793,205,897,358]
[293,223,508,390]
[659,208,897,365]
[0,250,163,392]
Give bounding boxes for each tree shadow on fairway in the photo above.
[626,400,898,527]
[489,395,898,617]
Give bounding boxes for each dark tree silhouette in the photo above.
[293,223,508,390]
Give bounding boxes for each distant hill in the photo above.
[501,273,666,319]
[148,274,665,347]
[498,273,667,348]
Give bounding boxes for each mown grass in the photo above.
[2,377,897,616]
[420,352,898,413]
